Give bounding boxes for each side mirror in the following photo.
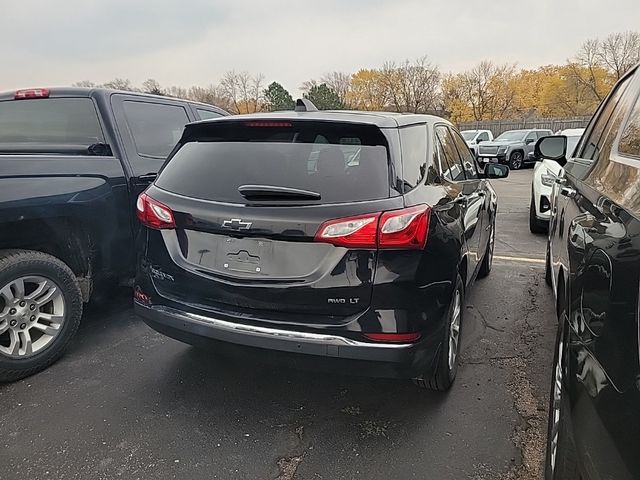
[535,136,567,166]
[476,138,484,144]
[525,138,536,145]
[484,163,509,179]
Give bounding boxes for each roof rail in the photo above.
[295,98,318,112]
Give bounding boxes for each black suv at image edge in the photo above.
[134,105,509,391]
[541,63,640,479]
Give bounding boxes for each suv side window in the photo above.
[122,101,190,158]
[525,131,537,144]
[435,126,466,182]
[569,76,632,178]
[536,130,552,139]
[399,125,428,189]
[618,88,640,159]
[477,132,489,142]
[450,128,478,180]
[196,108,223,120]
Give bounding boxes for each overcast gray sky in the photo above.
[2,0,639,94]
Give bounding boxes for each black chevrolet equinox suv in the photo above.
[134,102,509,391]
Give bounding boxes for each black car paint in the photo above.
[547,66,640,479]
[135,113,501,379]
[0,88,227,296]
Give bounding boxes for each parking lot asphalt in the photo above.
[0,169,556,480]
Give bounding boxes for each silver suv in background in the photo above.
[460,129,494,157]
[477,128,553,169]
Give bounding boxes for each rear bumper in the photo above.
[135,301,442,378]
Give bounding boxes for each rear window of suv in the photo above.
[0,97,105,147]
[155,121,392,204]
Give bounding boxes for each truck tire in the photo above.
[509,151,524,170]
[0,250,82,382]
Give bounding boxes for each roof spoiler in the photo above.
[295,98,318,112]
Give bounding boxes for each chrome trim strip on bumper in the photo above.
[136,302,413,350]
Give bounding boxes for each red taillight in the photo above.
[15,88,50,99]
[314,213,380,248]
[314,205,430,250]
[245,121,292,128]
[363,332,421,343]
[133,287,151,305]
[136,193,175,229]
[379,205,430,249]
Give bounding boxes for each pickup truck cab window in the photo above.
[0,97,105,148]
[477,131,490,142]
[122,101,189,158]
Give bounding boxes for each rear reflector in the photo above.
[245,121,292,128]
[315,205,430,249]
[134,288,151,305]
[363,332,421,343]
[136,192,175,229]
[15,88,50,99]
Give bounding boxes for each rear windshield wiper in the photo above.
[238,184,321,200]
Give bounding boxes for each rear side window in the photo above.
[618,92,640,159]
[435,126,466,182]
[0,98,104,146]
[399,125,427,189]
[450,128,478,180]
[122,101,189,158]
[156,121,391,204]
[196,108,223,120]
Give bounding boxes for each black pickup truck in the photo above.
[0,87,227,381]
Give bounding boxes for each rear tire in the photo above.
[413,275,464,391]
[0,250,82,382]
[544,312,580,479]
[530,195,547,234]
[477,218,495,278]
[545,243,553,287]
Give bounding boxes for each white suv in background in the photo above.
[460,129,493,157]
[529,128,585,233]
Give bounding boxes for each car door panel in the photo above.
[553,69,640,479]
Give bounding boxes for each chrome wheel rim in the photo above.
[488,223,495,266]
[549,333,564,475]
[448,289,462,370]
[0,276,65,358]
[512,153,523,169]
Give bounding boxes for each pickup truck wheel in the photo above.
[509,151,524,170]
[0,250,82,382]
[413,275,464,391]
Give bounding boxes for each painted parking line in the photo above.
[493,255,546,264]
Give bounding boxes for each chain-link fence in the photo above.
[458,116,592,136]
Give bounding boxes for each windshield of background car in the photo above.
[155,121,392,204]
[495,130,527,141]
[461,131,476,141]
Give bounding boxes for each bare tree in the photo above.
[187,85,231,110]
[321,72,353,108]
[598,31,640,80]
[299,79,318,95]
[165,85,189,99]
[103,78,137,91]
[142,78,164,95]
[220,71,265,114]
[380,56,441,113]
[73,80,97,88]
[570,39,608,102]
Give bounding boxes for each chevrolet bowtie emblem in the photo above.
[221,218,252,230]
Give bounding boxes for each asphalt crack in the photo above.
[275,425,307,480]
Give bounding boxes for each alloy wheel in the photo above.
[0,276,66,358]
[549,332,564,475]
[448,289,462,370]
[511,152,523,169]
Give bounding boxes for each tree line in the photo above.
[75,31,640,122]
